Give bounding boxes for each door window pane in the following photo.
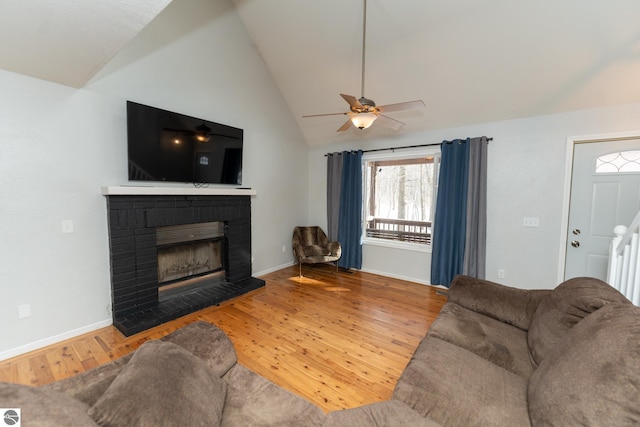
[596,150,640,173]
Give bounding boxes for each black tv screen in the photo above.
[127,101,243,185]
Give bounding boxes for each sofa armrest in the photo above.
[448,275,551,330]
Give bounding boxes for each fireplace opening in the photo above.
[156,221,225,302]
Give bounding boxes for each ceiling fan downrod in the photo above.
[359,0,376,107]
[360,0,368,103]
[301,0,425,132]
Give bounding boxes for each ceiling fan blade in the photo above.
[377,100,425,113]
[340,94,363,109]
[302,112,348,118]
[376,114,405,130]
[337,119,353,132]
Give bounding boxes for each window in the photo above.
[363,149,440,249]
[596,150,640,173]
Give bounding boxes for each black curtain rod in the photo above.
[325,137,493,156]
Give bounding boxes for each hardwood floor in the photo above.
[0,265,446,412]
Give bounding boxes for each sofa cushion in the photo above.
[43,321,234,406]
[449,275,551,330]
[527,277,629,366]
[41,354,132,407]
[323,400,442,427]
[393,336,531,427]
[89,340,226,427]
[528,303,640,426]
[428,302,534,378]
[161,320,237,377]
[0,381,98,426]
[221,364,325,427]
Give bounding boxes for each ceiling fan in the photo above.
[303,0,425,132]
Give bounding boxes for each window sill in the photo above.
[362,237,432,253]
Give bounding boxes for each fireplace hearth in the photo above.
[103,189,264,336]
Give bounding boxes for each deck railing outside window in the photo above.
[366,217,432,244]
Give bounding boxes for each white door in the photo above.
[565,139,640,280]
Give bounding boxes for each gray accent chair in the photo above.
[292,226,342,277]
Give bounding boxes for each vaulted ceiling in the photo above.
[0,0,173,88]
[3,0,640,146]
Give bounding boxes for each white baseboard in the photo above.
[0,318,113,362]
[254,261,295,278]
[348,267,449,290]
[359,267,441,288]
[255,262,446,289]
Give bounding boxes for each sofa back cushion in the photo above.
[528,303,640,426]
[89,340,226,427]
[160,320,237,377]
[527,277,629,366]
[449,275,551,331]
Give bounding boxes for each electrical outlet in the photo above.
[498,269,506,279]
[282,245,286,253]
[18,304,31,319]
[523,217,539,227]
[61,219,74,233]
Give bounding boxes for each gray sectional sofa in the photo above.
[1,275,639,426]
[390,275,640,426]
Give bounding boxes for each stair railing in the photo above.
[608,210,640,305]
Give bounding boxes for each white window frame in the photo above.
[361,147,441,253]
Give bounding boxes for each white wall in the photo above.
[308,102,640,290]
[0,74,117,357]
[0,0,308,358]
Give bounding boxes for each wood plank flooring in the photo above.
[0,265,446,412]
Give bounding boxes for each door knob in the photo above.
[571,240,580,248]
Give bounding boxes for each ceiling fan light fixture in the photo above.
[351,112,377,129]
[195,122,211,142]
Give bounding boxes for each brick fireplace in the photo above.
[102,187,264,336]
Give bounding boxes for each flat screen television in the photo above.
[126,101,243,185]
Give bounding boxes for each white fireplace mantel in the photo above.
[101,186,256,196]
